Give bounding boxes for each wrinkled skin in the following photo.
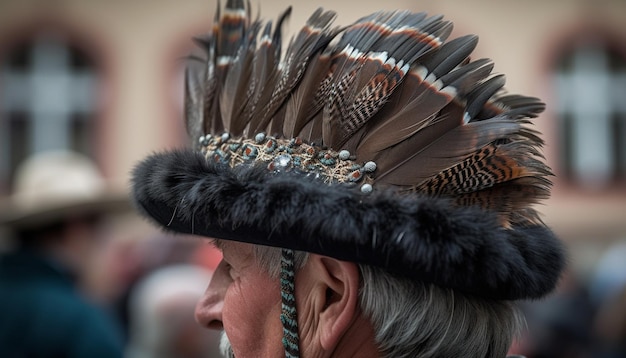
[195,241,380,358]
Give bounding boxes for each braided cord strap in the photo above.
[280,248,300,358]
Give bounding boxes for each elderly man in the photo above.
[132,2,565,357]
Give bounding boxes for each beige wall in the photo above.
[1,0,625,271]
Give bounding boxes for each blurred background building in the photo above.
[1,0,625,357]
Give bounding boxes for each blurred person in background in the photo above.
[106,230,222,345]
[594,285,626,358]
[516,270,596,358]
[512,242,626,358]
[590,241,626,358]
[0,150,127,357]
[125,263,222,358]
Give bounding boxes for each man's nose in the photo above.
[195,260,229,330]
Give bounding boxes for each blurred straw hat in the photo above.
[0,150,129,230]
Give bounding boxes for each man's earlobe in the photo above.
[311,255,361,351]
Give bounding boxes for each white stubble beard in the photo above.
[220,331,235,358]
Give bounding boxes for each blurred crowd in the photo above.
[0,150,222,357]
[1,150,625,357]
[513,243,626,358]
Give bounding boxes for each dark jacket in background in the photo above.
[0,250,123,358]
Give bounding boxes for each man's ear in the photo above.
[306,254,361,351]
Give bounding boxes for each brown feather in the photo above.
[283,53,333,138]
[184,57,206,142]
[372,114,524,186]
[355,66,457,155]
[248,8,338,135]
[239,24,276,134]
[219,27,257,134]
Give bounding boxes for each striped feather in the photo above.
[184,3,552,227]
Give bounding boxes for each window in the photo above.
[0,31,98,191]
[553,38,626,190]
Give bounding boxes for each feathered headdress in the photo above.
[133,0,564,301]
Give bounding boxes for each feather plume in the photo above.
[184,1,552,226]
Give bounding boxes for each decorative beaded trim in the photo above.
[198,133,377,192]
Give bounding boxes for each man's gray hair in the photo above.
[253,245,523,358]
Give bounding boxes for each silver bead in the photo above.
[221,132,230,142]
[198,135,205,144]
[360,183,373,194]
[200,134,211,146]
[363,161,377,173]
[255,132,266,143]
[273,154,292,169]
[338,150,350,160]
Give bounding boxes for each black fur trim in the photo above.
[132,149,565,300]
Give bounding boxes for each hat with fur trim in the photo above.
[132,3,564,301]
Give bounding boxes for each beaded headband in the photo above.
[200,132,377,193]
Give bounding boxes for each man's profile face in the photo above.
[195,241,284,357]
